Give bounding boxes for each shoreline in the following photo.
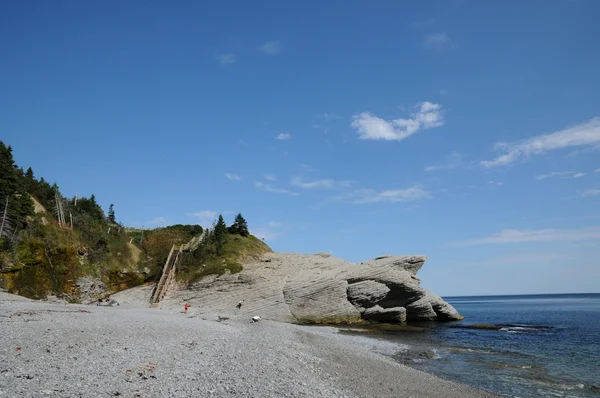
[0,292,498,397]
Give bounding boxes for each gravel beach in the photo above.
[0,292,498,397]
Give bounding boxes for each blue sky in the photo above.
[2,1,599,296]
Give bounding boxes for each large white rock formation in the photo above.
[161,252,463,324]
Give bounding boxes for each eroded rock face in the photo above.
[347,280,390,308]
[167,252,463,324]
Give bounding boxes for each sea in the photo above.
[345,294,600,398]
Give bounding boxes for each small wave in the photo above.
[499,324,552,333]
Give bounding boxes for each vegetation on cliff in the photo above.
[0,140,271,301]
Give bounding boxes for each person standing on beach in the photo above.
[184,303,189,313]
[236,300,243,310]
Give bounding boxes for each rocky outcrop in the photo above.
[163,252,463,324]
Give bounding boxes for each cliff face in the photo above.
[160,252,462,324]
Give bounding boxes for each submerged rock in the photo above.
[450,324,501,330]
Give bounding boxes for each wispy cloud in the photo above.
[424,152,462,171]
[595,168,600,173]
[413,18,436,28]
[481,117,600,168]
[263,173,277,181]
[217,53,236,65]
[255,181,298,196]
[351,101,444,141]
[440,89,449,96]
[148,216,166,225]
[252,221,286,241]
[186,210,217,227]
[488,180,504,186]
[224,173,241,181]
[580,189,600,197]
[339,187,431,204]
[460,252,565,268]
[448,226,600,247]
[423,32,454,51]
[275,133,292,141]
[318,113,342,121]
[536,171,585,180]
[290,176,352,189]
[260,41,282,55]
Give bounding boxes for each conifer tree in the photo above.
[213,214,228,255]
[108,204,116,224]
[0,141,33,229]
[232,213,249,237]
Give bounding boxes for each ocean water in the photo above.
[350,294,600,397]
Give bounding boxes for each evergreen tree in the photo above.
[0,141,33,230]
[108,204,116,224]
[230,213,249,237]
[213,214,228,255]
[25,167,34,180]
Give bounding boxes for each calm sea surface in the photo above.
[349,294,600,397]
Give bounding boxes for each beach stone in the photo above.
[362,305,407,322]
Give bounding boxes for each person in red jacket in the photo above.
[184,303,189,313]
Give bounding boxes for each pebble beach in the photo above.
[0,291,500,398]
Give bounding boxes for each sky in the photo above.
[1,0,599,296]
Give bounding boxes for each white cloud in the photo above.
[424,152,462,171]
[536,171,585,180]
[423,32,453,51]
[224,173,241,181]
[275,133,292,141]
[595,168,600,173]
[488,180,504,186]
[340,187,431,204]
[482,117,600,168]
[187,210,217,227]
[267,221,283,228]
[351,102,444,141]
[263,173,277,181]
[255,181,299,196]
[148,216,166,225]
[290,176,352,189]
[260,41,281,55]
[580,189,600,197]
[217,53,236,65]
[448,226,600,247]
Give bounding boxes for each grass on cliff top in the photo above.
[177,234,271,285]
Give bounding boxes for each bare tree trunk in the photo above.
[0,197,8,237]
